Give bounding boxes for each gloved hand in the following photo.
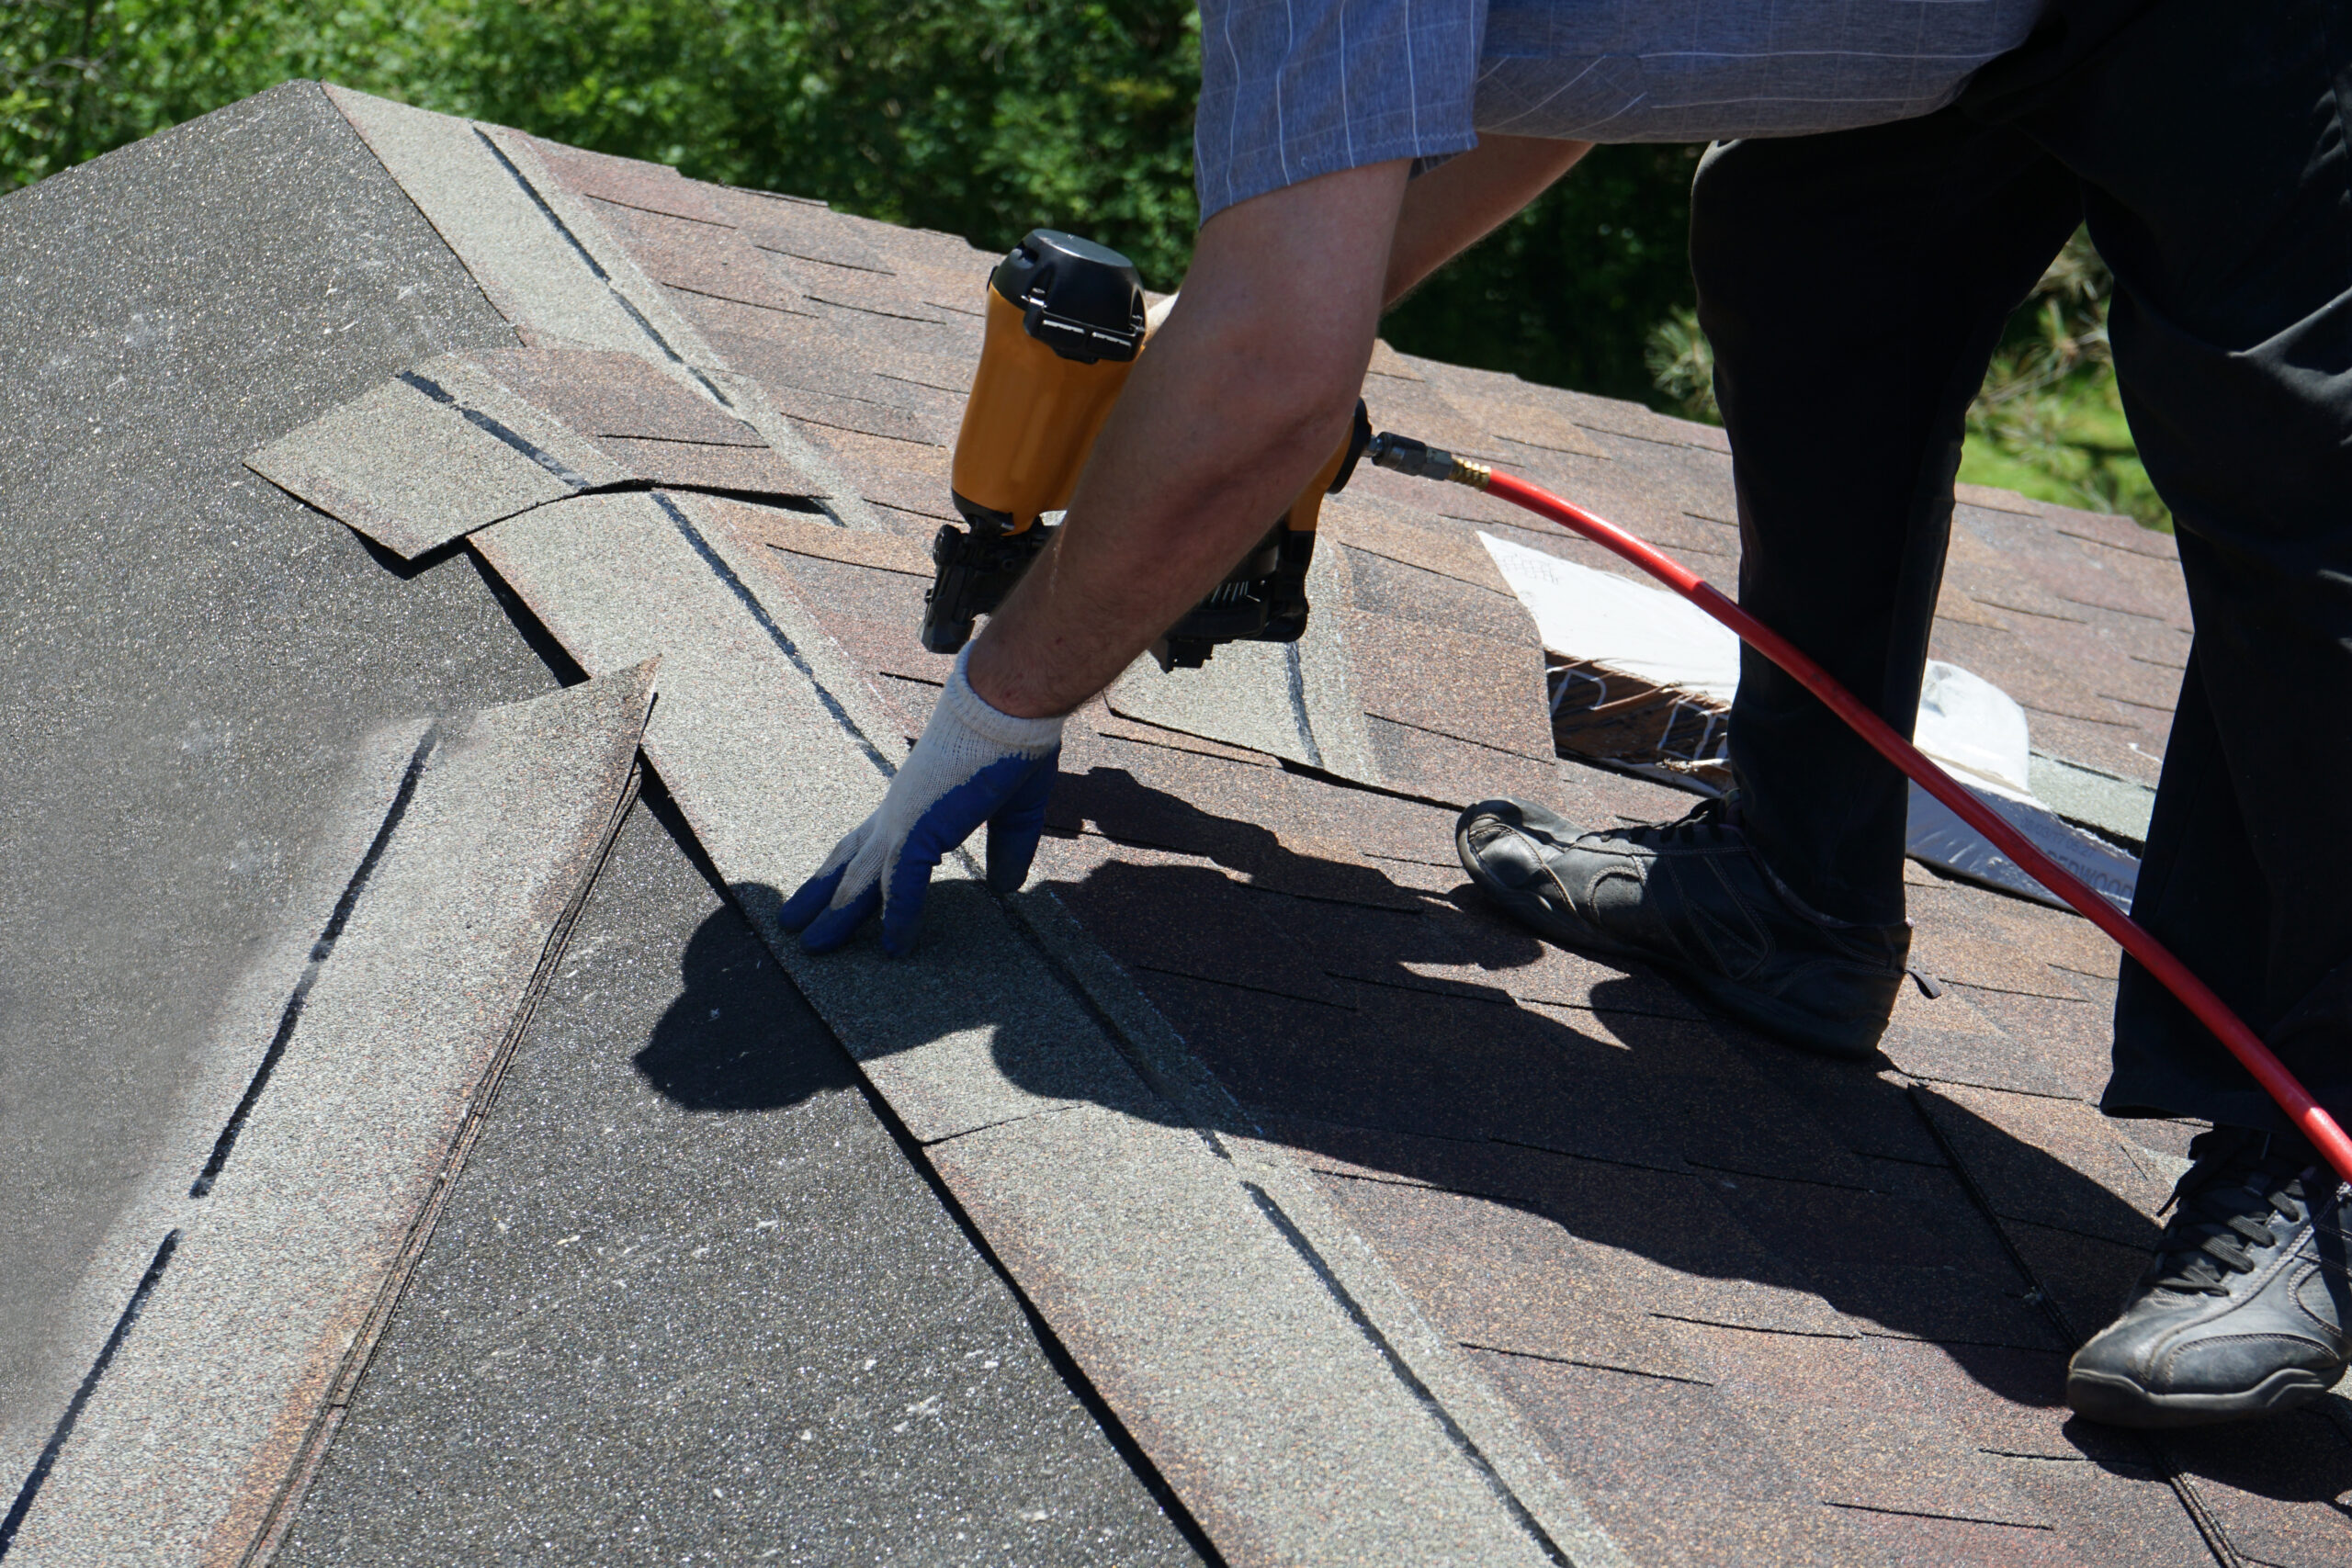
[780,644,1063,955]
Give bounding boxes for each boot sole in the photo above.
[1458,823,1887,1062]
[2065,1365,2342,1428]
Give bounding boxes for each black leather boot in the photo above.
[1455,795,1908,1059]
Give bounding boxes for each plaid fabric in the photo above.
[1194,0,2049,221]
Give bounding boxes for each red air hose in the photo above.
[1367,434,2352,1185]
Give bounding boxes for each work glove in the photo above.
[780,644,1063,955]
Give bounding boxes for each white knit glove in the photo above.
[780,645,1063,955]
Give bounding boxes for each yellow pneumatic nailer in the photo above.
[921,228,1371,669]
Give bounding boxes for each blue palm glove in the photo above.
[780,645,1063,955]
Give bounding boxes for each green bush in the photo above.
[2,1,2156,527]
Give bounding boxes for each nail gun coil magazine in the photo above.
[923,228,1373,667]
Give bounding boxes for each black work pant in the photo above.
[1691,0,2352,1133]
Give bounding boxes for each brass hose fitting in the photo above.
[1365,432,1491,491]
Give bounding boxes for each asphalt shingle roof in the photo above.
[14,79,2350,1566]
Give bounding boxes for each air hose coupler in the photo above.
[1366,431,1491,490]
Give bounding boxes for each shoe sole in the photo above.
[1457,820,1886,1062]
[2065,1365,2341,1428]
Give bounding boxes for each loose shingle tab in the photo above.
[244,375,576,557]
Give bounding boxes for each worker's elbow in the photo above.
[1204,330,1365,461]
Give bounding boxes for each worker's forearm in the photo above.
[960,140,1585,720]
[966,162,1410,719]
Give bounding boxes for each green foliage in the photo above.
[2,3,2159,528]
[1643,227,2169,531]
[1383,144,1706,406]
[0,0,1204,283]
[1957,230,2167,529]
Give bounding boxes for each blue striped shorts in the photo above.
[1193,0,2049,222]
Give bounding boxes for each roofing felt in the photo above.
[9,79,2348,1568]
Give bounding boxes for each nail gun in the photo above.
[921,228,1372,670]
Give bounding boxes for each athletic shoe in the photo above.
[2067,1126,2351,1427]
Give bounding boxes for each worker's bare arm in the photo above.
[963,136,1586,720]
[1385,135,1590,305]
[965,159,1411,718]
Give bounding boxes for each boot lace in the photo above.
[1625,795,1735,850]
[2145,1129,2312,1295]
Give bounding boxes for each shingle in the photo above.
[794,297,980,370]
[1958,506,2187,626]
[1968,990,2125,1108]
[756,378,951,446]
[1807,1263,2068,1351]
[465,346,766,445]
[1467,1352,1881,1568]
[2042,510,2179,563]
[243,375,582,559]
[1047,849,1351,1007]
[1538,384,1733,455]
[1279,767,1463,865]
[1514,1153,1859,1337]
[1340,546,1536,645]
[1324,493,1514,590]
[1916,1084,2173,1248]
[1928,619,2138,728]
[1329,983,1698,1166]
[1079,706,1281,767]
[1863,1337,2093,1457]
[1649,1062,1909,1190]
[717,186,891,271]
[1716,1043,1956,1168]
[1407,889,1706,1020]
[1559,434,1744,536]
[1997,1218,2149,1345]
[2018,707,2165,785]
[1909,921,2088,1004]
[1879,984,2083,1100]
[525,138,735,227]
[709,500,934,578]
[1322,1173,1710,1380]
[1430,381,1610,460]
[795,425,958,519]
[2158,1410,2352,1568]
[1834,1509,2078,1568]
[1046,739,1418,909]
[1130,971,1487,1140]
[827,209,993,275]
[711,335,964,427]
[1362,714,1560,807]
[873,354,978,397]
[1687,1325,2052,1527]
[662,288,820,346]
[587,196,810,315]
[770,252,953,322]
[1363,372,1503,458]
[1709,1170,1963,1271]
[601,439,810,494]
[1993,1451,2218,1568]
